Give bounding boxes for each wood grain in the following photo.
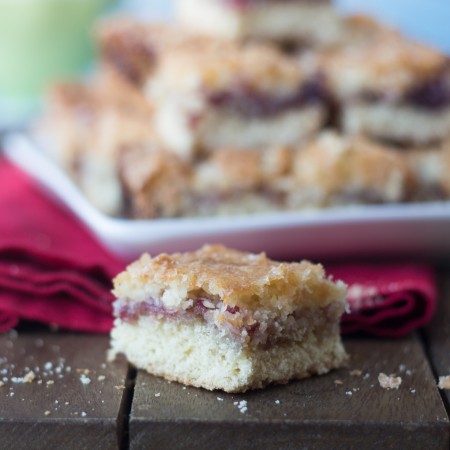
[130,334,449,449]
[425,269,450,408]
[0,331,128,450]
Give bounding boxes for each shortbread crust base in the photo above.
[343,103,450,145]
[110,315,347,393]
[155,103,325,157]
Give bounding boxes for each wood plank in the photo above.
[425,269,450,408]
[130,334,449,449]
[0,331,128,450]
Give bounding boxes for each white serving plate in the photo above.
[4,133,450,261]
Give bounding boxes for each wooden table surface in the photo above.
[1,271,449,450]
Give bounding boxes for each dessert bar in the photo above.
[109,245,348,392]
[118,145,191,219]
[37,77,155,216]
[119,145,292,218]
[407,140,450,201]
[288,132,413,208]
[100,20,327,157]
[320,30,450,144]
[146,32,327,157]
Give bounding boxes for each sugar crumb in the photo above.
[438,375,450,390]
[79,374,91,385]
[46,380,54,385]
[217,397,224,401]
[334,380,343,385]
[11,371,36,384]
[237,400,248,414]
[378,373,402,390]
[350,370,362,377]
[44,410,51,416]
[97,375,106,382]
[115,385,125,390]
[275,400,280,405]
[23,371,36,383]
[155,393,161,397]
[345,390,352,396]
[81,411,87,417]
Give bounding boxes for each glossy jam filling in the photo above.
[207,78,324,117]
[114,296,339,345]
[407,76,450,109]
[115,297,259,339]
[361,75,450,110]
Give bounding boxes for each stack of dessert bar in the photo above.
[37,0,450,218]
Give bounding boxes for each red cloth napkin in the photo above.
[0,157,438,336]
[330,265,437,337]
[0,157,123,333]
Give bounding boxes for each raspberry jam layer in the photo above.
[406,76,450,110]
[207,78,325,118]
[115,297,252,329]
[114,296,339,346]
[361,73,450,110]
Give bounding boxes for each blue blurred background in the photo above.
[337,0,450,53]
[0,0,449,126]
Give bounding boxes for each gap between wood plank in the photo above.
[117,364,137,450]
[419,329,450,416]
[420,266,450,419]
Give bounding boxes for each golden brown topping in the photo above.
[100,19,308,94]
[322,27,448,97]
[41,77,155,160]
[194,146,291,191]
[292,132,412,204]
[98,19,186,85]
[147,37,306,95]
[113,245,345,311]
[119,146,191,218]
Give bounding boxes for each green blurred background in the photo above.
[0,0,116,125]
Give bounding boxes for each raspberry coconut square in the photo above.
[100,20,327,158]
[320,27,450,145]
[109,245,348,393]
